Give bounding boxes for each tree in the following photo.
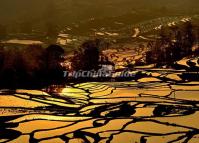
[71,39,100,71]
[0,47,19,89]
[182,22,195,55]
[0,45,5,69]
[44,44,65,84]
[18,45,46,87]
[45,44,65,68]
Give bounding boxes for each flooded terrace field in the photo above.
[0,70,199,143]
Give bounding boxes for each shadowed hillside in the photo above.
[0,0,198,34]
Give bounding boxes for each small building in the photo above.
[100,62,115,72]
[99,56,115,72]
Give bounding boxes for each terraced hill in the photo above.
[1,57,199,142]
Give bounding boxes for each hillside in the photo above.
[0,0,198,26]
[0,0,198,48]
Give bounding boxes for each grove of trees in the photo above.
[0,44,64,89]
[71,39,102,71]
[146,21,196,66]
